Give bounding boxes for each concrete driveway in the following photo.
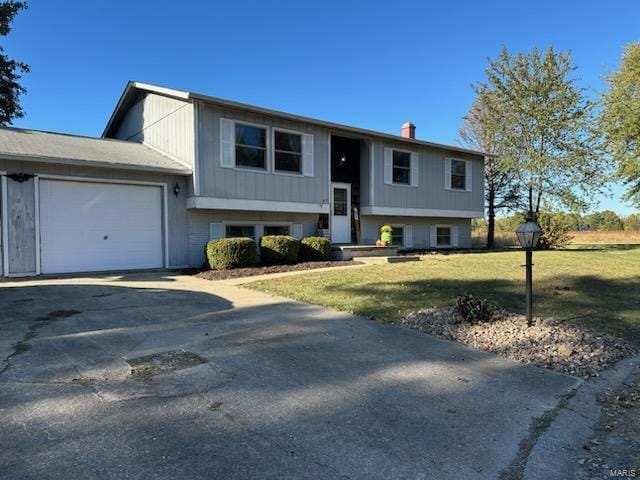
[0,272,579,480]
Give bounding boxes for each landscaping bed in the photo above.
[399,306,636,379]
[196,260,361,280]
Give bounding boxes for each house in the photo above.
[0,81,485,276]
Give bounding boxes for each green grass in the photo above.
[246,245,640,344]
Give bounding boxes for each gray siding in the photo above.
[365,139,484,212]
[361,215,472,249]
[196,103,330,205]
[113,92,195,169]
[188,209,319,267]
[0,160,190,273]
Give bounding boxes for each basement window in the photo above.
[436,226,451,247]
[225,225,256,239]
[264,225,290,236]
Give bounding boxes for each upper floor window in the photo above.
[235,123,267,170]
[384,147,418,187]
[274,130,302,173]
[392,150,411,184]
[450,159,466,190]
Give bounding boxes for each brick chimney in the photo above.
[401,122,416,139]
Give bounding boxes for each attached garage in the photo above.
[0,127,192,277]
[39,179,165,274]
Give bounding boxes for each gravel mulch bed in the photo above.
[195,260,361,281]
[400,306,636,379]
[577,370,640,478]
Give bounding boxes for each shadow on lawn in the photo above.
[332,274,640,343]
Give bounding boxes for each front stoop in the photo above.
[331,245,398,260]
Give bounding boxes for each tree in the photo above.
[599,43,640,206]
[624,213,640,231]
[475,47,608,217]
[459,91,521,249]
[584,210,624,231]
[0,1,28,125]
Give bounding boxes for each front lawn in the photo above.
[246,245,640,344]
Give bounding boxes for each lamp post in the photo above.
[516,212,542,327]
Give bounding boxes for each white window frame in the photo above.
[233,120,270,173]
[272,127,304,176]
[435,224,453,248]
[380,223,406,248]
[262,223,292,237]
[445,157,472,192]
[224,222,258,240]
[391,149,412,186]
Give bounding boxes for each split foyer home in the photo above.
[0,81,485,276]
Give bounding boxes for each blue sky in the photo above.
[5,0,640,215]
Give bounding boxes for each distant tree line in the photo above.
[473,211,640,232]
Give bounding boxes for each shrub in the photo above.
[537,212,573,249]
[260,235,300,265]
[205,237,257,270]
[300,236,331,261]
[455,294,499,324]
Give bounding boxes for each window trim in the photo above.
[388,223,406,248]
[224,223,257,240]
[391,148,412,186]
[221,221,295,241]
[272,127,304,176]
[233,120,270,172]
[445,157,472,192]
[435,224,452,248]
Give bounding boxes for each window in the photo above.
[333,188,347,216]
[450,159,466,190]
[392,150,411,184]
[436,226,451,247]
[274,130,302,173]
[391,226,404,246]
[226,225,255,239]
[235,123,267,169]
[264,225,290,236]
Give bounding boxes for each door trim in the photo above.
[330,182,351,244]
[36,174,170,271]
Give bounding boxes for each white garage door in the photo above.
[40,179,164,274]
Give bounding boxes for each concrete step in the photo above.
[358,255,422,265]
[331,245,398,260]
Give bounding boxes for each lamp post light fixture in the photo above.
[516,212,542,327]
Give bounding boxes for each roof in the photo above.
[0,127,192,175]
[103,81,488,158]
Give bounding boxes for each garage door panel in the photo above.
[40,180,164,274]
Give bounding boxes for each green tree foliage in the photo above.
[459,91,521,249]
[599,43,640,206]
[584,210,624,231]
[624,214,640,231]
[537,212,573,249]
[476,47,608,214]
[0,1,28,125]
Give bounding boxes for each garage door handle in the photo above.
[103,235,108,240]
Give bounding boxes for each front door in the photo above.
[331,182,351,244]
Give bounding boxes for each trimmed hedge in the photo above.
[260,235,300,265]
[300,236,331,261]
[205,237,257,270]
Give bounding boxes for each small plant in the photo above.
[300,236,331,261]
[260,235,300,265]
[379,225,393,246]
[205,237,257,270]
[455,294,497,324]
